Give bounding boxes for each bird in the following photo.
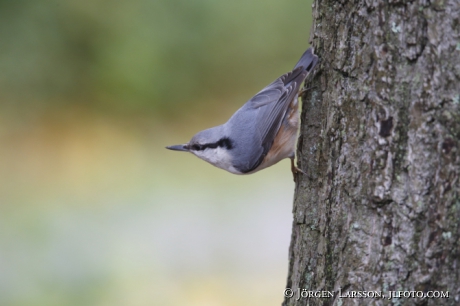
[166,48,318,178]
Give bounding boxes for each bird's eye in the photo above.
[191,144,201,151]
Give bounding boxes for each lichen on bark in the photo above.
[284,1,460,305]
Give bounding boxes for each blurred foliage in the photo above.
[0,0,312,118]
[0,1,313,305]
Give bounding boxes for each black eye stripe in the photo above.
[218,137,233,149]
[191,137,233,151]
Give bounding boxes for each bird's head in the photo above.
[166,126,237,173]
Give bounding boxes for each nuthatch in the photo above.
[167,48,318,178]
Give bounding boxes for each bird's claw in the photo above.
[290,158,305,182]
[299,85,318,97]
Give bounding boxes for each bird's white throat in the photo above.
[192,147,241,174]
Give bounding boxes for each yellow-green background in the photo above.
[0,1,313,305]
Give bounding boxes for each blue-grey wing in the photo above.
[230,48,318,173]
[232,67,306,173]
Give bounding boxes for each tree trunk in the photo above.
[284,1,460,305]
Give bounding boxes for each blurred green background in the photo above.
[0,0,313,305]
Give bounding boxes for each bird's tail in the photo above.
[293,47,318,73]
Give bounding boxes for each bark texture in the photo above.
[285,1,460,305]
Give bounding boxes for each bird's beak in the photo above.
[166,144,189,152]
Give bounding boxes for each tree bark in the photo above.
[284,1,460,305]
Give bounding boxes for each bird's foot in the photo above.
[290,158,305,182]
[299,85,318,97]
